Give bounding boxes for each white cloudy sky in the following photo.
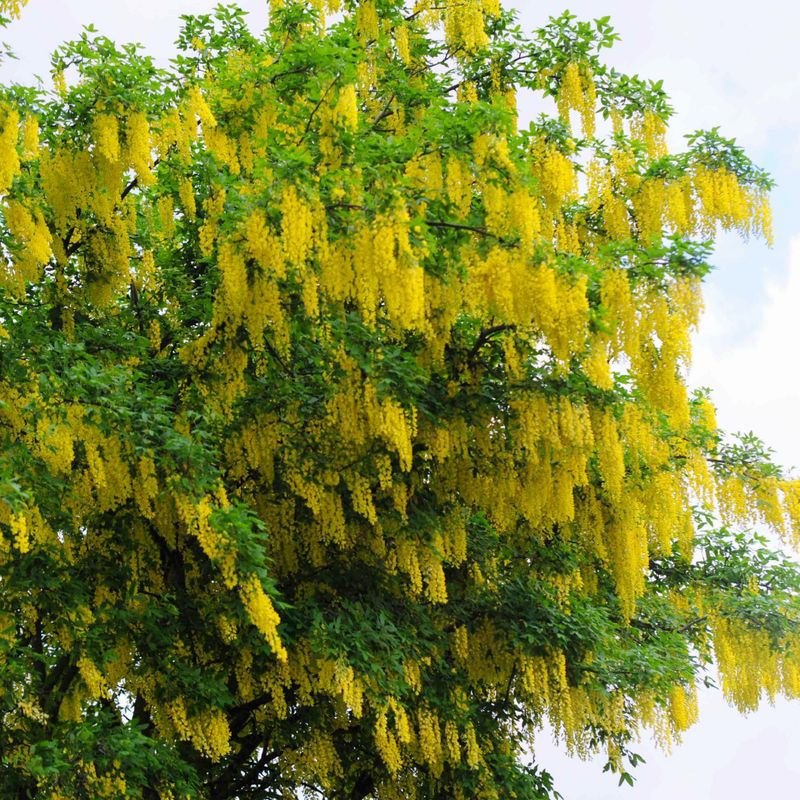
[4,1,800,798]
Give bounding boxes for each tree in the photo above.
[0,0,799,797]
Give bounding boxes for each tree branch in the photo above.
[298,75,341,143]
[424,219,497,238]
[371,94,395,127]
[676,615,708,635]
[467,324,516,363]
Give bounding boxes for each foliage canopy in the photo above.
[1,0,800,798]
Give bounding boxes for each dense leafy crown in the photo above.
[1,0,799,798]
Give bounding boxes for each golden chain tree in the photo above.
[1,1,799,798]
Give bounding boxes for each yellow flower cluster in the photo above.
[93,114,120,162]
[127,111,154,185]
[416,705,444,776]
[532,141,577,214]
[557,62,597,137]
[20,114,37,158]
[632,111,668,158]
[77,656,108,699]
[0,106,20,193]
[286,732,343,787]
[3,199,52,286]
[693,165,773,243]
[55,761,127,799]
[395,24,411,64]
[355,0,379,41]
[0,0,27,17]
[239,575,288,661]
[187,85,217,130]
[335,84,358,129]
[375,711,404,774]
[177,495,238,588]
[668,684,699,734]
[280,184,313,266]
[586,150,773,246]
[712,616,800,712]
[165,697,232,762]
[443,0,490,52]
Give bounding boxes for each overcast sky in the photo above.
[4,1,800,798]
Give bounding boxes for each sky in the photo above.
[3,1,800,798]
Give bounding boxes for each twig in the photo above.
[424,219,497,238]
[467,324,516,362]
[371,93,395,127]
[298,75,341,143]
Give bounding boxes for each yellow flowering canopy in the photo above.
[0,2,798,798]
